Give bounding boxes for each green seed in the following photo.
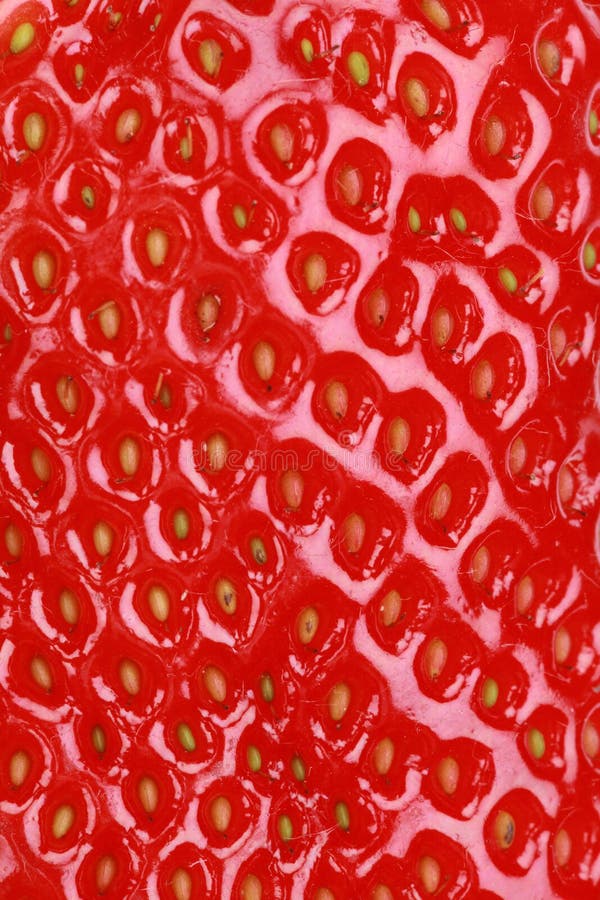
[81,186,95,209]
[526,727,546,759]
[10,22,35,55]
[590,109,598,137]
[499,266,518,293]
[176,722,196,752]
[260,673,275,703]
[246,744,262,772]
[450,207,467,233]
[172,508,190,540]
[291,754,306,782]
[482,677,499,709]
[300,37,314,62]
[408,206,421,234]
[277,814,293,842]
[91,724,106,754]
[347,50,370,87]
[335,801,350,831]
[583,241,597,271]
[233,204,248,229]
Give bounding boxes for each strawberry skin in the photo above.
[0,1,599,899]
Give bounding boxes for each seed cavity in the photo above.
[58,588,80,626]
[494,809,515,848]
[471,359,494,400]
[347,50,370,87]
[259,672,275,703]
[118,436,141,477]
[209,795,232,832]
[196,293,220,332]
[270,123,294,165]
[249,536,267,565]
[56,375,80,415]
[418,855,442,894]
[324,380,349,420]
[421,0,451,30]
[119,658,141,696]
[93,520,114,557]
[172,508,190,540]
[404,77,429,117]
[429,482,452,521]
[373,736,395,775]
[52,803,75,840]
[296,606,319,645]
[171,867,192,900]
[176,722,196,752]
[482,676,499,709]
[147,583,170,622]
[335,800,350,831]
[23,112,47,151]
[10,21,35,54]
[366,287,390,327]
[432,307,454,348]
[95,855,117,894]
[526,727,546,760]
[337,164,363,207]
[554,828,572,867]
[199,38,223,78]
[215,577,237,615]
[328,681,351,722]
[423,637,447,680]
[138,775,159,814]
[484,114,506,156]
[91,724,107,754]
[203,665,227,703]
[30,654,52,691]
[205,432,229,471]
[343,512,366,554]
[145,227,169,268]
[9,749,31,787]
[303,252,327,293]
[277,813,293,842]
[280,470,304,509]
[252,340,276,382]
[32,250,56,290]
[246,744,262,772]
[538,39,561,78]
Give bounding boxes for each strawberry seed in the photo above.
[373,736,395,775]
[56,375,80,414]
[138,775,159,814]
[115,108,142,144]
[421,0,451,30]
[246,745,262,772]
[334,800,350,831]
[96,854,117,893]
[199,38,223,78]
[31,446,51,482]
[303,252,327,293]
[52,803,75,839]
[404,77,429,117]
[176,722,196,752]
[554,828,572,867]
[58,588,80,626]
[10,22,35,54]
[215,577,237,615]
[277,813,293,841]
[347,51,370,87]
[119,658,141,696]
[32,250,56,290]
[30,654,52,691]
[437,756,459,794]
[494,809,515,848]
[9,749,31,787]
[209,795,231,832]
[147,584,170,622]
[23,112,47,151]
[203,665,227,703]
[418,855,441,894]
[296,606,319,644]
[171,867,192,900]
[328,681,351,722]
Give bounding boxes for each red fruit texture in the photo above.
[0,0,599,898]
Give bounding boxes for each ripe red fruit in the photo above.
[1,0,598,897]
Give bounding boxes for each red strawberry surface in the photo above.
[1,0,599,897]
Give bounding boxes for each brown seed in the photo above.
[91,724,107,754]
[138,775,159,814]
[96,854,117,894]
[483,114,507,156]
[215,577,237,615]
[418,855,442,894]
[199,38,223,77]
[249,536,267,565]
[240,873,263,900]
[429,482,452,521]
[554,828,572,867]
[56,375,80,415]
[554,626,571,665]
[31,446,51,482]
[373,736,395,776]
[296,606,319,645]
[303,253,327,293]
[9,750,31,787]
[421,0,451,29]
[30,654,52,691]
[119,658,141,696]
[343,512,366,554]
[509,436,527,476]
[328,681,351,722]
[4,522,23,558]
[252,340,276,382]
[196,293,220,332]
[494,809,516,848]
[203,665,227,703]
[471,545,491,584]
[432,306,454,347]
[280,470,304,509]
[32,249,56,289]
[337,164,363,207]
[58,588,80,626]
[118,436,141,477]
[324,380,349,420]
[147,584,170,622]
[516,575,534,615]
[531,182,554,221]
[366,287,390,327]
[96,302,121,340]
[23,112,47,151]
[93,520,114,557]
[269,123,294,164]
[436,756,459,795]
[538,39,561,78]
[209,795,232,832]
[583,720,600,758]
[379,590,402,627]
[404,77,430,117]
[423,637,447,679]
[52,803,75,839]
[472,359,494,399]
[388,417,410,456]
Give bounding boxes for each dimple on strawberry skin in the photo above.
[0,0,599,898]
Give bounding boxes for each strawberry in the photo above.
[0,0,599,898]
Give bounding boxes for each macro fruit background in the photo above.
[1,0,599,897]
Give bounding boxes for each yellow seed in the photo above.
[526,727,546,759]
[9,750,31,787]
[32,250,56,290]
[250,536,267,565]
[549,321,567,362]
[30,654,52,691]
[118,436,141,477]
[23,112,47,151]
[484,114,506,156]
[343,512,366,554]
[215,577,237,615]
[252,340,276,382]
[303,253,327,293]
[347,50,370,87]
[56,375,80,415]
[538,39,561,78]
[388,417,410,456]
[554,828,572,867]
[494,810,515,848]
[180,132,193,161]
[335,801,350,831]
[209,795,232,832]
[432,307,454,347]
[197,293,220,332]
[171,867,193,900]
[10,21,35,54]
[328,682,351,722]
[482,676,499,708]
[246,744,262,772]
[372,886,394,900]
[418,856,441,894]
[199,38,223,77]
[205,432,229,471]
[422,0,451,29]
[260,673,275,703]
[404,77,429,117]
[233,204,248,229]
[324,380,348,419]
[158,382,172,408]
[423,637,447,680]
[583,241,597,271]
[366,287,390,327]
[240,873,263,900]
[4,522,23,559]
[583,720,600,758]
[471,545,490,584]
[297,606,319,645]
[119,658,141,696]
[291,754,306,782]
[31,446,51,482]
[532,182,554,221]
[138,775,159,814]
[499,266,518,293]
[337,165,363,207]
[203,665,227,703]
[379,590,402,627]
[91,724,106,754]
[278,813,293,841]
[437,756,459,795]
[516,575,534,615]
[280,470,304,509]
[58,588,80,626]
[95,855,117,894]
[52,804,75,839]
[408,206,421,233]
[270,123,294,164]
[373,736,395,775]
[450,208,467,233]
[509,436,527,475]
[429,482,452,521]
[3,323,12,343]
[93,520,114,557]
[81,185,95,209]
[74,63,85,87]
[176,722,196,752]
[590,109,599,138]
[147,584,170,623]
[471,359,494,399]
[554,626,571,665]
[115,108,142,144]
[172,508,190,540]
[145,228,169,267]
